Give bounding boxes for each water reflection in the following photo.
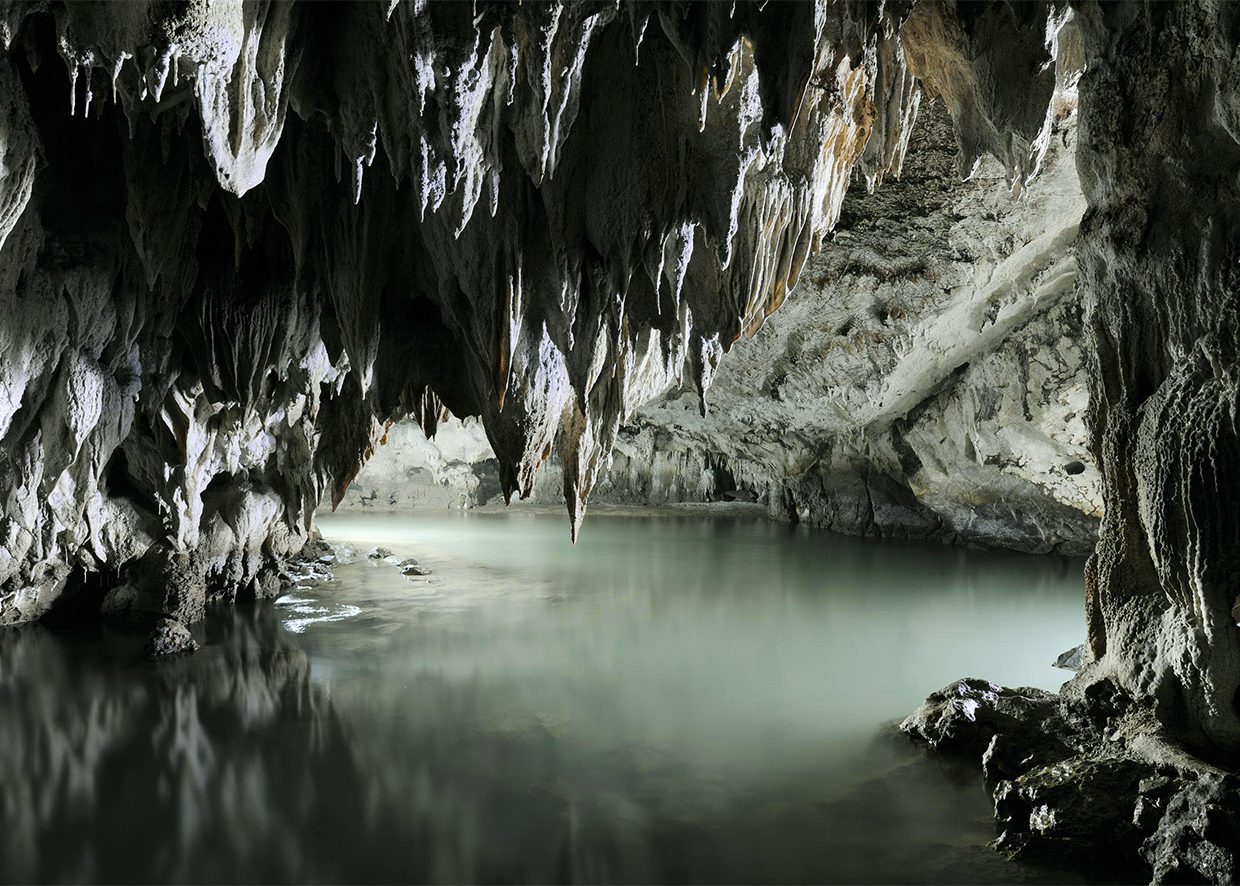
[0,512,1093,883]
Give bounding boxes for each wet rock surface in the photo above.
[903,673,1240,883]
[901,678,1069,762]
[142,618,199,659]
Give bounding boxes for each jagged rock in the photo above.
[300,539,335,564]
[993,757,1148,858]
[0,2,1237,881]
[1054,644,1090,672]
[0,0,1082,625]
[401,564,431,577]
[905,672,1240,882]
[142,618,199,659]
[1141,774,1240,884]
[901,678,1069,759]
[367,547,394,560]
[341,98,1101,556]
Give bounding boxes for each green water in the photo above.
[0,510,1091,883]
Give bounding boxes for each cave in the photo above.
[1,1,1238,883]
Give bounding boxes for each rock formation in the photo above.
[344,98,1101,556]
[1074,0,1240,753]
[5,0,1240,878]
[0,0,1069,625]
[910,3,1240,879]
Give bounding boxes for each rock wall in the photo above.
[0,0,1075,625]
[343,99,1101,556]
[337,418,502,512]
[609,97,1099,554]
[1075,0,1240,749]
[895,7,1240,876]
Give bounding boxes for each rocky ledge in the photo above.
[903,674,1240,883]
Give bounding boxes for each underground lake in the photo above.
[0,510,1093,884]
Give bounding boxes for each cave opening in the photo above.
[0,1,1237,883]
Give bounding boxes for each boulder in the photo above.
[143,618,199,659]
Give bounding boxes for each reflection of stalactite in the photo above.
[0,2,1073,623]
[0,609,354,882]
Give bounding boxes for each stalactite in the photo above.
[0,0,1069,625]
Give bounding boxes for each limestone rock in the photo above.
[993,757,1148,859]
[1054,644,1090,672]
[905,672,1240,882]
[142,618,199,659]
[901,678,1068,760]
[1141,774,1240,884]
[343,98,1101,556]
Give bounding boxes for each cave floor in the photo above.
[2,512,1108,883]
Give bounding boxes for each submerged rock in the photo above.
[143,618,199,659]
[367,548,394,561]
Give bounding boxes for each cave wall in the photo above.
[607,92,1098,555]
[1076,0,1240,748]
[0,0,1073,626]
[340,99,1100,556]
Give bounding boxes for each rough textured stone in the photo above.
[993,757,1148,858]
[2,2,1239,879]
[1141,773,1240,884]
[342,98,1101,556]
[142,617,199,659]
[904,672,1240,882]
[901,678,1069,761]
[1072,0,1240,751]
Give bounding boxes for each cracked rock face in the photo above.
[902,674,1240,881]
[0,0,1073,625]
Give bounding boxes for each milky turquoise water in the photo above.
[0,510,1092,883]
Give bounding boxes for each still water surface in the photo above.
[1,510,1090,883]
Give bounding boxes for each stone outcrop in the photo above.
[903,674,1240,881]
